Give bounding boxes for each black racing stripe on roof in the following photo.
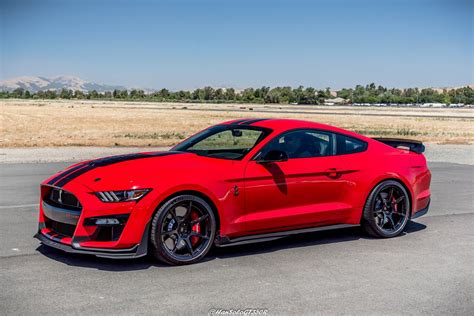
[239,118,270,125]
[47,163,87,185]
[54,151,182,188]
[236,119,253,125]
[230,119,250,125]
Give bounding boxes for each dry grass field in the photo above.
[1,99,473,147]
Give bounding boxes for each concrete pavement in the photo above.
[0,161,472,314]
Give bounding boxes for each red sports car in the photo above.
[35,118,431,265]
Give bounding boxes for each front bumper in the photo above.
[36,183,155,259]
[34,222,150,259]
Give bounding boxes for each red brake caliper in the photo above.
[392,196,398,213]
[190,211,201,246]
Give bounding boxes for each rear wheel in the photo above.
[150,195,216,265]
[362,180,410,238]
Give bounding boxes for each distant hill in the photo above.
[1,75,472,95]
[0,76,126,92]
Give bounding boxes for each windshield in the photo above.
[172,125,271,160]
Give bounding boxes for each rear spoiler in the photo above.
[373,138,425,154]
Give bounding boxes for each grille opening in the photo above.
[94,226,125,242]
[45,217,76,237]
[46,188,82,211]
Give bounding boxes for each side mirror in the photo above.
[231,129,243,137]
[257,150,289,164]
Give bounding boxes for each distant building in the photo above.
[421,103,446,108]
[324,97,348,105]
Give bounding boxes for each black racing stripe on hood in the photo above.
[54,151,182,188]
[54,164,97,188]
[238,118,270,125]
[47,163,87,185]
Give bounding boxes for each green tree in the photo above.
[12,88,25,98]
[74,90,85,99]
[201,87,214,100]
[224,88,236,101]
[241,88,255,102]
[89,90,99,99]
[214,88,224,101]
[60,88,73,99]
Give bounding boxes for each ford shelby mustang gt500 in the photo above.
[35,118,431,265]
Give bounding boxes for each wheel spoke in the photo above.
[169,238,178,253]
[388,215,397,230]
[183,236,194,255]
[183,201,193,221]
[388,187,394,201]
[374,209,383,216]
[169,208,179,223]
[378,213,387,228]
[393,211,406,217]
[190,231,209,240]
[394,196,405,204]
[162,229,177,237]
[190,214,209,226]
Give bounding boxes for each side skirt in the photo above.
[215,224,358,247]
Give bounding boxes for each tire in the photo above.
[361,180,410,238]
[150,195,216,265]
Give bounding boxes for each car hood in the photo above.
[44,151,205,191]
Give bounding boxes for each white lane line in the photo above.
[0,204,37,209]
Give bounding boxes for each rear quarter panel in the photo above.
[363,141,431,217]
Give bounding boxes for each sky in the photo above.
[1,0,473,90]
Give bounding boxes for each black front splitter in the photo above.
[34,222,149,259]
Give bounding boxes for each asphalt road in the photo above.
[0,161,472,315]
[96,104,474,120]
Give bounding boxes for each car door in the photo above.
[240,129,356,235]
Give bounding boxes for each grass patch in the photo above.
[118,132,186,140]
[353,127,424,137]
[395,127,422,136]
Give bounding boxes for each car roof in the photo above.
[221,118,369,140]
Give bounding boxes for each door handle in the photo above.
[326,168,339,178]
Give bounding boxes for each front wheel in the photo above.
[150,195,216,265]
[362,180,410,238]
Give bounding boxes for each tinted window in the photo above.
[336,134,367,155]
[257,129,336,159]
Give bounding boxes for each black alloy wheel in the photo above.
[150,195,216,265]
[362,180,410,238]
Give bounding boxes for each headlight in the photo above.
[95,189,151,203]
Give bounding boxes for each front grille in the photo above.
[43,187,81,238]
[45,218,76,237]
[47,188,82,210]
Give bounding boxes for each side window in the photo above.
[259,129,336,159]
[188,129,263,150]
[336,134,367,155]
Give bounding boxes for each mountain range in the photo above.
[1,75,472,94]
[0,76,127,92]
